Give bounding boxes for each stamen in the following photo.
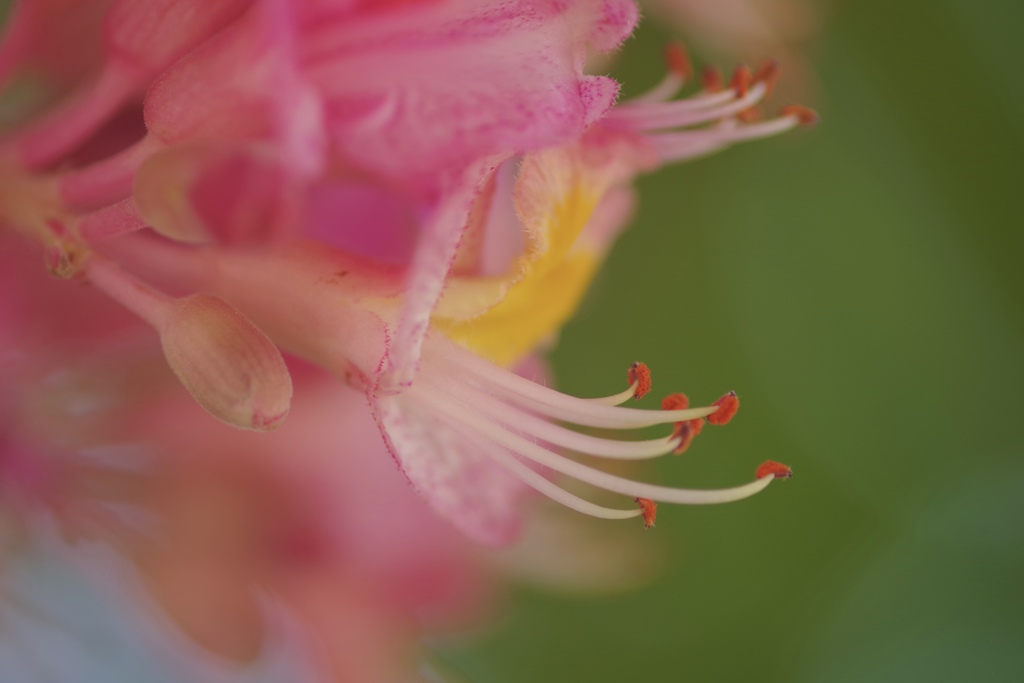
[454,424,644,521]
[646,113,808,164]
[628,362,651,400]
[628,42,691,105]
[609,53,814,167]
[665,42,693,81]
[434,347,716,429]
[702,65,724,93]
[706,391,739,425]
[611,87,738,124]
[635,498,657,528]
[753,59,782,97]
[421,389,778,505]
[610,81,769,133]
[737,107,764,124]
[780,104,820,126]
[661,393,704,455]
[671,419,703,455]
[428,374,680,460]
[587,361,650,406]
[730,65,753,98]
[756,461,793,480]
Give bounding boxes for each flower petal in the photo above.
[143,0,326,175]
[378,159,502,392]
[370,391,528,547]
[306,0,637,185]
[134,141,299,245]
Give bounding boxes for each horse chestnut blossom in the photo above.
[0,0,811,678]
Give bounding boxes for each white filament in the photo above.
[426,374,680,460]
[429,350,715,429]
[452,423,644,520]
[420,389,775,507]
[649,115,801,163]
[609,82,768,132]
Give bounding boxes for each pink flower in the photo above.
[0,0,812,674]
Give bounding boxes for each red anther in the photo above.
[661,393,704,454]
[781,104,819,126]
[706,390,739,425]
[664,42,692,80]
[737,106,764,124]
[635,497,657,529]
[755,460,793,480]
[730,65,752,98]
[661,392,689,411]
[701,65,724,92]
[628,362,652,400]
[671,418,704,455]
[753,59,781,97]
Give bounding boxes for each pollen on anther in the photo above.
[755,460,793,480]
[754,59,781,96]
[781,104,820,126]
[672,418,704,455]
[730,65,753,97]
[737,106,764,124]
[661,393,703,454]
[701,65,724,92]
[664,42,692,80]
[661,392,688,412]
[706,391,739,425]
[635,497,657,529]
[628,362,652,400]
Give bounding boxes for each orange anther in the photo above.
[671,418,704,455]
[706,390,739,425]
[661,393,704,454]
[781,104,819,126]
[730,65,752,97]
[628,362,652,400]
[753,59,781,97]
[635,497,657,528]
[664,42,692,80]
[701,65,724,92]
[755,460,793,480]
[737,106,764,124]
[661,392,689,411]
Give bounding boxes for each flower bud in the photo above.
[160,294,292,430]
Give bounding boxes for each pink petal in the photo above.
[133,142,299,245]
[304,0,637,186]
[143,1,326,175]
[11,0,252,169]
[378,160,501,392]
[0,0,107,89]
[370,392,527,547]
[305,180,421,266]
[102,0,252,74]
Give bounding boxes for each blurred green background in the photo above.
[448,0,1024,681]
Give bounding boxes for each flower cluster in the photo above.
[0,0,810,679]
